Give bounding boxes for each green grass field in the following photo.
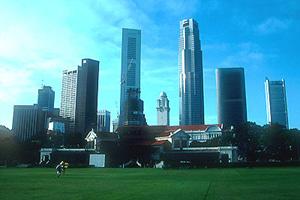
[1,167,300,200]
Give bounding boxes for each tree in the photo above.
[232,122,263,162]
[262,124,292,161]
[0,125,18,165]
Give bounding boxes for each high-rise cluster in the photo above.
[60,59,99,138]
[11,18,291,145]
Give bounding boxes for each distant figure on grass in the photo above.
[55,161,64,178]
[63,162,69,174]
[56,161,70,177]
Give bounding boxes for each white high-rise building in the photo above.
[60,69,78,131]
[157,92,170,126]
[265,78,289,128]
[179,18,204,125]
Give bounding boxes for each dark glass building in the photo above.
[97,110,111,132]
[75,58,99,137]
[119,28,146,126]
[216,68,247,128]
[12,104,47,142]
[179,19,204,125]
[38,85,55,112]
[123,88,147,126]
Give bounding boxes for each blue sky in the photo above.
[0,0,299,129]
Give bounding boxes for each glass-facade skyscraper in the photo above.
[119,28,146,126]
[60,59,99,137]
[97,110,111,132]
[265,78,288,128]
[179,19,204,125]
[38,85,55,112]
[75,58,99,136]
[12,104,47,142]
[216,68,247,128]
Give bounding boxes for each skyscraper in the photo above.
[119,28,146,126]
[60,58,99,138]
[157,92,170,126]
[75,58,99,136]
[216,68,247,127]
[179,18,204,125]
[12,105,47,142]
[97,110,111,132]
[265,78,289,128]
[60,69,78,132]
[38,85,55,112]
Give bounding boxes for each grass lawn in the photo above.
[1,167,300,200]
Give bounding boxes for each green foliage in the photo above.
[219,122,300,162]
[0,126,18,165]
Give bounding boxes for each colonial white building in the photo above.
[155,124,223,146]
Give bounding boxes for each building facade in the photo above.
[179,18,204,125]
[157,92,170,126]
[119,28,146,126]
[216,68,247,128]
[265,78,289,128]
[38,85,55,112]
[12,105,47,142]
[60,69,78,132]
[75,58,99,137]
[97,110,111,132]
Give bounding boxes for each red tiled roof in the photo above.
[169,124,222,131]
[158,124,223,137]
[152,140,168,145]
[117,124,223,138]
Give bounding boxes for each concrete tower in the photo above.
[157,92,170,126]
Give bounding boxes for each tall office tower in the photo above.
[216,68,247,128]
[179,18,204,125]
[75,58,99,137]
[97,110,111,132]
[119,28,146,126]
[265,78,289,128]
[112,118,119,132]
[38,85,55,112]
[123,88,147,125]
[12,105,47,142]
[60,69,78,132]
[157,92,170,125]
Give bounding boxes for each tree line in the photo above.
[1,122,300,165]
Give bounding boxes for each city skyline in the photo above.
[0,1,300,129]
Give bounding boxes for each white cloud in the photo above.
[220,42,265,69]
[256,17,291,34]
